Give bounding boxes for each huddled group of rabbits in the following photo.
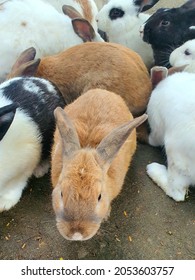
[0,0,195,241]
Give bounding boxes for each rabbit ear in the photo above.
[180,0,195,11]
[7,59,41,80]
[0,103,18,141]
[62,4,83,19]
[96,114,148,169]
[7,47,40,79]
[10,47,36,72]
[54,107,81,157]
[72,18,95,42]
[134,0,160,13]
[150,66,168,88]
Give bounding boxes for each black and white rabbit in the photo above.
[140,0,195,68]
[0,77,65,211]
[96,0,159,69]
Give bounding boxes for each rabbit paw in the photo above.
[147,162,186,201]
[147,162,167,188]
[0,196,19,212]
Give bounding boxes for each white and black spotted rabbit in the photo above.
[0,76,65,211]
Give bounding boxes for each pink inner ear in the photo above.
[151,66,168,88]
[72,19,94,42]
[152,71,165,87]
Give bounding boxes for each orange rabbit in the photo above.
[8,42,152,118]
[51,88,147,240]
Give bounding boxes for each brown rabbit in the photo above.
[8,42,152,118]
[51,88,147,240]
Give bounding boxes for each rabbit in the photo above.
[96,0,159,69]
[146,69,195,201]
[51,88,147,240]
[169,38,195,74]
[140,0,195,68]
[8,42,152,120]
[44,0,99,30]
[0,76,65,212]
[0,0,103,82]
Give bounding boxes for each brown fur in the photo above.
[34,42,152,117]
[8,42,152,117]
[7,42,152,143]
[51,89,147,240]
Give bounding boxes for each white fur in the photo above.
[44,0,99,30]
[146,72,195,201]
[96,0,154,68]
[0,94,41,211]
[0,0,102,81]
[169,39,195,73]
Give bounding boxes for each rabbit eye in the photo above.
[98,194,102,201]
[61,192,63,198]
[184,49,191,56]
[109,8,125,20]
[160,20,170,26]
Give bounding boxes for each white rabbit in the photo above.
[96,0,154,68]
[146,70,195,201]
[0,0,102,82]
[44,0,99,30]
[169,39,195,74]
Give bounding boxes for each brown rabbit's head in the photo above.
[52,107,147,240]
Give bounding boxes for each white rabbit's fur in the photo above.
[96,0,154,68]
[0,0,102,81]
[169,39,195,73]
[44,0,99,29]
[146,72,195,201]
[0,94,41,212]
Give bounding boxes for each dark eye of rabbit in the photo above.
[98,194,102,201]
[109,8,125,20]
[61,192,63,198]
[184,49,191,56]
[160,20,170,27]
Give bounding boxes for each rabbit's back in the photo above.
[37,42,152,116]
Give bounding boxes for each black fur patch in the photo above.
[2,77,65,160]
[143,7,195,67]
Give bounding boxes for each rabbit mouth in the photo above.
[98,29,109,42]
[55,217,101,241]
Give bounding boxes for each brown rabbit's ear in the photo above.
[72,18,95,42]
[150,66,168,88]
[62,4,83,19]
[96,114,148,169]
[7,47,39,79]
[7,59,41,80]
[54,107,81,157]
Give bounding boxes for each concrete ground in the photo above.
[1,0,194,260]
